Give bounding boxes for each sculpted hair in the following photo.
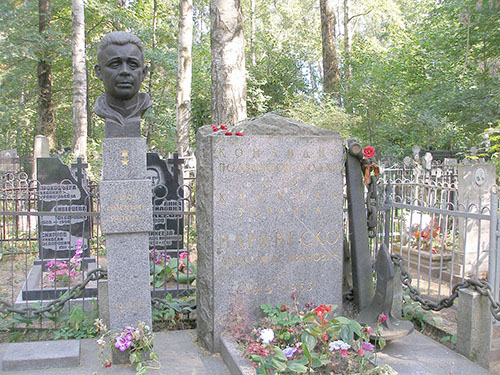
[97,31,144,60]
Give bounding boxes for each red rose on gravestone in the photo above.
[225,131,232,136]
[220,125,227,130]
[363,145,376,159]
[212,125,218,132]
[235,131,244,136]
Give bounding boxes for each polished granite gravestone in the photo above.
[36,158,91,261]
[17,157,95,302]
[100,138,153,332]
[147,152,184,252]
[196,113,344,352]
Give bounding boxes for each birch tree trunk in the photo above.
[145,0,157,147]
[37,0,56,149]
[320,0,341,98]
[176,0,193,156]
[210,0,247,126]
[343,0,350,81]
[71,0,88,159]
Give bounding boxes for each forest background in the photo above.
[1,0,499,178]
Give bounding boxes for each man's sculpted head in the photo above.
[95,31,148,102]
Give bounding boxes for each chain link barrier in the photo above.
[0,268,107,320]
[391,254,500,320]
[366,176,378,239]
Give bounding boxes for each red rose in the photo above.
[235,131,244,136]
[225,131,232,136]
[220,124,227,130]
[212,125,218,132]
[363,146,376,159]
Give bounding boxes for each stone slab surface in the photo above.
[102,138,148,180]
[377,331,493,375]
[100,179,153,234]
[196,113,344,352]
[0,331,229,375]
[0,339,80,371]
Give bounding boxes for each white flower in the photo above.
[329,340,351,352]
[96,338,106,346]
[259,328,274,344]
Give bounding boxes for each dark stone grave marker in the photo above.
[147,152,184,252]
[17,157,96,302]
[36,157,91,261]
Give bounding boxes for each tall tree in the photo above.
[320,0,341,97]
[71,0,88,159]
[210,0,247,126]
[176,0,193,156]
[37,0,56,149]
[145,0,158,147]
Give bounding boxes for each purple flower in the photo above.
[283,347,297,359]
[362,341,375,352]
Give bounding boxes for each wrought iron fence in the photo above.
[374,170,500,305]
[0,158,196,318]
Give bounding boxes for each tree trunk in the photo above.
[71,0,88,160]
[210,0,247,126]
[176,0,193,156]
[37,0,55,149]
[145,0,157,147]
[320,0,341,98]
[343,0,350,81]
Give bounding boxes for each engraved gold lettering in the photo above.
[277,192,284,200]
[235,149,243,157]
[218,234,229,249]
[253,149,260,158]
[315,232,324,245]
[326,231,339,245]
[303,150,311,158]
[219,149,226,157]
[301,232,313,246]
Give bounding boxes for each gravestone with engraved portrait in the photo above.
[196,113,344,352]
[36,158,91,264]
[147,152,184,252]
[95,31,153,341]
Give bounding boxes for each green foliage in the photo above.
[52,305,98,340]
[402,291,443,330]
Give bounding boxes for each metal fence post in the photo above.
[488,185,499,301]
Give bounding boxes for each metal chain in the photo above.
[391,254,500,320]
[366,176,378,238]
[0,268,107,320]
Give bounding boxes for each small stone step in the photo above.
[0,339,80,371]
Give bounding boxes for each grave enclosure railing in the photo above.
[372,167,500,311]
[0,165,196,318]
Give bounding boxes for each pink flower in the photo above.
[362,341,375,352]
[378,313,387,323]
[363,145,376,159]
[363,327,372,334]
[322,334,329,341]
[179,252,188,260]
[45,260,56,269]
[341,349,348,357]
[358,347,364,356]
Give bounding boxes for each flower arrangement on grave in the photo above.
[44,238,84,286]
[411,219,451,254]
[94,319,160,375]
[149,249,197,288]
[230,293,394,374]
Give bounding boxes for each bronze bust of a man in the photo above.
[94,31,152,138]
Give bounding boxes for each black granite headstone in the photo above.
[147,153,184,251]
[37,158,91,261]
